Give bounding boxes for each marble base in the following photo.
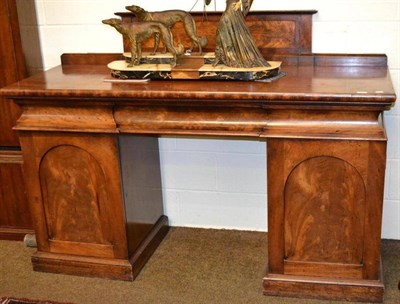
[108,53,282,81]
[109,62,172,80]
[199,62,281,81]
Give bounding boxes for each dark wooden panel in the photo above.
[61,53,124,66]
[0,0,31,240]
[118,135,164,257]
[0,0,27,146]
[115,10,317,56]
[0,149,32,239]
[60,53,388,68]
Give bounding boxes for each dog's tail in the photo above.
[183,15,208,53]
[198,36,208,48]
[175,43,185,56]
[182,15,199,41]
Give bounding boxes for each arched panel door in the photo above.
[39,144,118,259]
[284,156,366,278]
[40,146,109,242]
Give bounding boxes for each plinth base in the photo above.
[31,216,169,281]
[108,52,282,81]
[263,270,385,303]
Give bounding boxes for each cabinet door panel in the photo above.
[284,156,365,265]
[19,133,128,259]
[268,139,385,280]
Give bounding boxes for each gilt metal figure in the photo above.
[102,18,184,67]
[103,1,279,81]
[125,5,207,54]
[211,0,270,68]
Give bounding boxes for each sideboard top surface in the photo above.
[1,54,396,109]
[1,9,396,109]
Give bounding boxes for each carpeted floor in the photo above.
[0,297,71,304]
[0,228,399,304]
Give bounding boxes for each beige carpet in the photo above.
[0,228,399,304]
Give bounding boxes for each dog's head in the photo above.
[125,5,145,15]
[102,18,121,27]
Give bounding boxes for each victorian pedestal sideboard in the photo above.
[1,10,397,303]
[0,0,33,240]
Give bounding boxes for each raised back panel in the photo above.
[116,10,316,57]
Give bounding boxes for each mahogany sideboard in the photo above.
[1,52,396,302]
[1,10,397,303]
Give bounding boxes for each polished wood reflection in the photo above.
[0,10,396,303]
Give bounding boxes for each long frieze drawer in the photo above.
[14,103,117,133]
[114,105,269,137]
[114,105,386,140]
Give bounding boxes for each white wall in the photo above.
[18,0,400,239]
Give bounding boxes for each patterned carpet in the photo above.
[1,298,71,304]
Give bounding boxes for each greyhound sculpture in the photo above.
[125,5,207,54]
[102,18,184,67]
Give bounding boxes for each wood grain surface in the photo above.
[0,9,396,301]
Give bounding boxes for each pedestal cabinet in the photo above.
[1,10,397,303]
[265,139,387,301]
[0,0,32,240]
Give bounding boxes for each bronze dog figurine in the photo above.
[125,5,207,54]
[102,18,183,67]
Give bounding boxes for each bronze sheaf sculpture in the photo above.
[212,0,270,68]
[125,5,207,54]
[102,18,184,67]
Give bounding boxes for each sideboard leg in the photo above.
[265,139,386,303]
[19,132,168,281]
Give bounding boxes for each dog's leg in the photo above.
[128,39,138,67]
[128,44,134,67]
[134,41,141,65]
[152,33,160,55]
[183,15,202,54]
[162,35,168,54]
[137,42,142,64]
[160,27,178,67]
[161,27,173,54]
